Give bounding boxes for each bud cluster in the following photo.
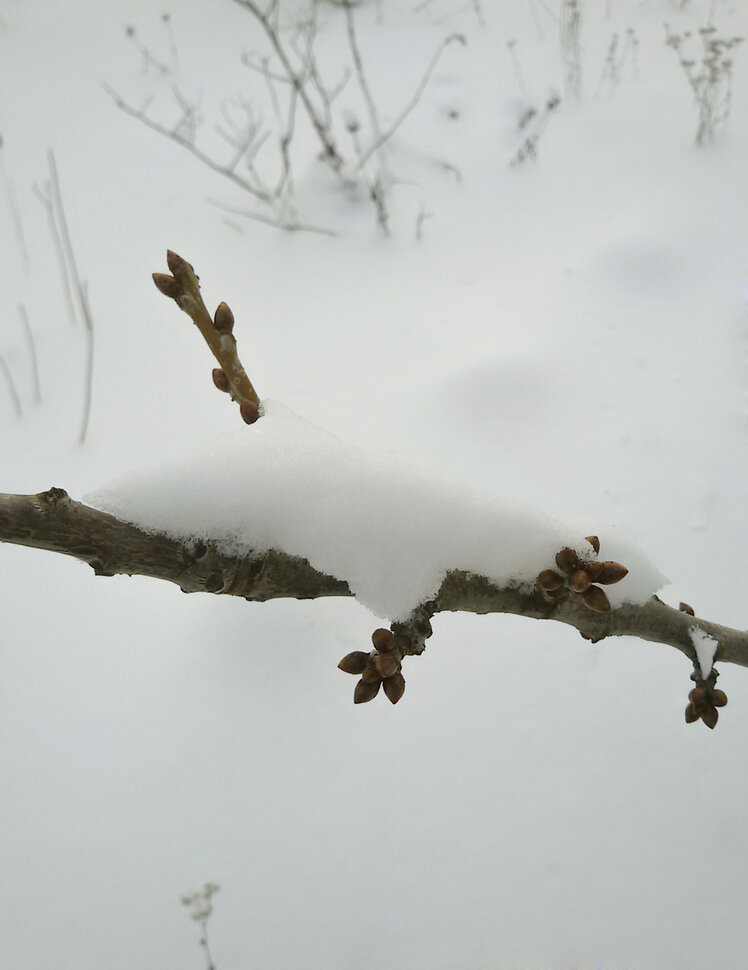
[537,536,628,613]
[338,628,406,705]
[685,667,727,729]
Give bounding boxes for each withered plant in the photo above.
[107,1,464,235]
[665,23,744,144]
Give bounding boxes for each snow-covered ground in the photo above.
[1,1,747,968]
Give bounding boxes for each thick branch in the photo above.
[2,489,747,670]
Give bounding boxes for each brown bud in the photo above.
[537,569,564,592]
[383,672,406,704]
[152,272,180,299]
[555,547,579,573]
[569,569,592,593]
[685,703,700,724]
[240,400,260,425]
[337,651,371,675]
[212,368,230,393]
[596,561,628,585]
[701,707,718,729]
[354,678,381,704]
[679,602,695,616]
[689,686,708,706]
[214,301,235,334]
[166,249,186,274]
[375,652,401,678]
[585,561,605,582]
[371,628,395,652]
[581,585,611,613]
[711,689,728,708]
[585,535,601,555]
[361,665,383,685]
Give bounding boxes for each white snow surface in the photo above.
[86,400,666,618]
[690,626,719,679]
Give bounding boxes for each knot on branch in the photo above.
[537,535,628,616]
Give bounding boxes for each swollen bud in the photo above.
[338,651,371,675]
[214,301,235,334]
[701,708,718,729]
[383,672,406,704]
[166,249,187,274]
[581,585,611,613]
[596,562,629,585]
[555,547,579,573]
[240,400,260,425]
[375,653,401,678]
[361,665,383,685]
[585,535,601,555]
[685,703,699,724]
[371,628,395,652]
[679,602,695,616]
[354,679,381,704]
[212,368,230,393]
[537,569,564,592]
[569,569,591,593]
[152,273,180,299]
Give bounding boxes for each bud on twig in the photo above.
[166,249,187,275]
[214,302,235,334]
[383,672,406,704]
[338,651,371,675]
[596,562,629,585]
[212,368,231,393]
[240,400,260,425]
[372,628,395,652]
[375,653,401,678]
[152,273,180,299]
[569,569,592,593]
[679,602,695,616]
[555,547,579,573]
[361,663,383,684]
[582,585,611,613]
[537,569,564,592]
[354,679,381,704]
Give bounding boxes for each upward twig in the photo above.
[152,251,261,424]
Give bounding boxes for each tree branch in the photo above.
[2,488,747,673]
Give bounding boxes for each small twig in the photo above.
[415,201,433,240]
[77,282,95,445]
[342,1,383,143]
[44,150,95,444]
[18,304,41,404]
[207,197,336,236]
[32,183,76,325]
[152,251,261,422]
[356,33,466,169]
[0,352,22,417]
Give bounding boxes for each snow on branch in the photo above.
[1,253,745,727]
[0,487,745,723]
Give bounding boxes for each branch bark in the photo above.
[2,488,747,672]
